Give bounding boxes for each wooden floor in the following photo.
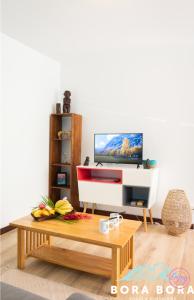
[1,224,194,300]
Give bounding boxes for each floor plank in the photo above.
[1,225,194,299]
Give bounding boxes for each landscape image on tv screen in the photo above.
[94,133,143,164]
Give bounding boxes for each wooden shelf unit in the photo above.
[49,113,82,209]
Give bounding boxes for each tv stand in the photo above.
[77,165,159,232]
[91,177,120,183]
[96,162,103,167]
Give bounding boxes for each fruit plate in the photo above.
[31,213,58,222]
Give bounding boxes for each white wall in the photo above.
[1,34,60,227]
[60,44,194,218]
[58,2,194,218]
[2,0,194,219]
[0,4,3,225]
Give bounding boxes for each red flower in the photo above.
[63,213,92,221]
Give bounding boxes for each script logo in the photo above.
[169,268,190,288]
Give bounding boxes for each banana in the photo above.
[33,210,42,218]
[55,200,66,209]
[55,200,72,209]
[55,199,73,215]
[55,208,72,215]
[41,209,50,216]
[32,199,73,217]
[55,199,72,208]
[32,208,39,214]
[58,205,72,211]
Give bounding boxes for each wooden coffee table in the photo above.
[11,214,141,296]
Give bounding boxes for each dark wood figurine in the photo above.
[83,156,90,166]
[63,90,71,113]
[56,102,61,114]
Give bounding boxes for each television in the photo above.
[94,133,143,165]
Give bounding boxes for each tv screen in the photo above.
[94,133,143,164]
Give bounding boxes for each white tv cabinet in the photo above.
[77,165,159,231]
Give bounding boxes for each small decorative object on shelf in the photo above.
[58,131,63,139]
[56,172,67,186]
[56,102,61,114]
[143,159,157,169]
[58,130,71,139]
[63,90,71,113]
[83,156,90,166]
[62,152,71,164]
[136,200,144,207]
[162,189,192,235]
[129,200,144,207]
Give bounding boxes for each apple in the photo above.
[39,203,46,209]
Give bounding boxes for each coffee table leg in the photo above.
[130,236,134,269]
[111,247,120,297]
[47,235,52,247]
[17,228,25,269]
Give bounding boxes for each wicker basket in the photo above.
[161,189,192,235]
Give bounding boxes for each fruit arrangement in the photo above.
[31,196,73,221]
[63,213,92,221]
[55,199,73,215]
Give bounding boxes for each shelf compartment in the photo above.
[51,163,71,167]
[77,167,122,184]
[78,181,122,206]
[123,185,149,208]
[51,185,70,190]
[30,245,112,278]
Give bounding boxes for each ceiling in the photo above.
[2,0,194,61]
